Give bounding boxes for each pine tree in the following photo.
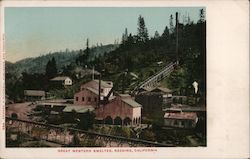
[46,57,57,79]
[199,9,205,23]
[187,14,191,25]
[45,59,52,78]
[121,33,125,44]
[50,57,57,77]
[169,14,174,34]
[127,33,134,47]
[85,38,90,57]
[124,28,128,41]
[154,31,160,39]
[137,15,149,43]
[80,38,90,65]
[162,26,170,38]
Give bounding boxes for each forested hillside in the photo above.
[93,12,206,94]
[6,44,118,77]
[6,9,206,102]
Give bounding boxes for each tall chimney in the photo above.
[176,12,179,65]
[98,74,101,107]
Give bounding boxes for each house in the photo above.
[95,94,142,127]
[74,80,113,106]
[24,90,45,101]
[164,111,198,129]
[80,80,113,97]
[74,87,100,107]
[50,76,72,86]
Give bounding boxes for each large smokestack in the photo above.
[176,12,179,65]
[98,74,101,107]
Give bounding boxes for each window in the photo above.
[181,121,185,126]
[188,121,193,127]
[76,97,78,101]
[174,120,178,125]
[82,97,84,101]
[88,97,91,102]
[94,97,97,102]
[101,88,104,93]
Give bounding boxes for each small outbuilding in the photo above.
[24,90,45,101]
[164,111,198,129]
[50,76,72,86]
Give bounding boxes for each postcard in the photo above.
[0,0,249,159]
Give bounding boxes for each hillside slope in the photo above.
[6,44,118,77]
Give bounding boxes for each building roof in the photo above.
[163,104,206,112]
[50,76,71,81]
[85,87,105,96]
[151,87,172,93]
[140,87,154,92]
[93,80,113,88]
[118,94,131,98]
[41,99,68,104]
[122,98,142,108]
[164,112,197,120]
[24,90,45,97]
[37,102,67,107]
[63,105,94,113]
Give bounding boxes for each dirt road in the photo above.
[6,102,35,120]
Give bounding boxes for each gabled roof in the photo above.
[93,80,113,88]
[63,105,94,113]
[151,87,172,93]
[140,87,154,92]
[76,87,105,96]
[122,98,141,108]
[24,90,45,97]
[50,76,71,81]
[85,87,102,95]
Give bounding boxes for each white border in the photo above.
[0,0,249,159]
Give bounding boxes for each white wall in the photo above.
[132,107,141,118]
[64,78,72,85]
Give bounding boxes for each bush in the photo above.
[11,113,18,119]
[140,130,156,141]
[112,126,131,138]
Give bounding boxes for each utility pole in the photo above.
[176,12,179,65]
[92,66,95,80]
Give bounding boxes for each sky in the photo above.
[5,7,204,62]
